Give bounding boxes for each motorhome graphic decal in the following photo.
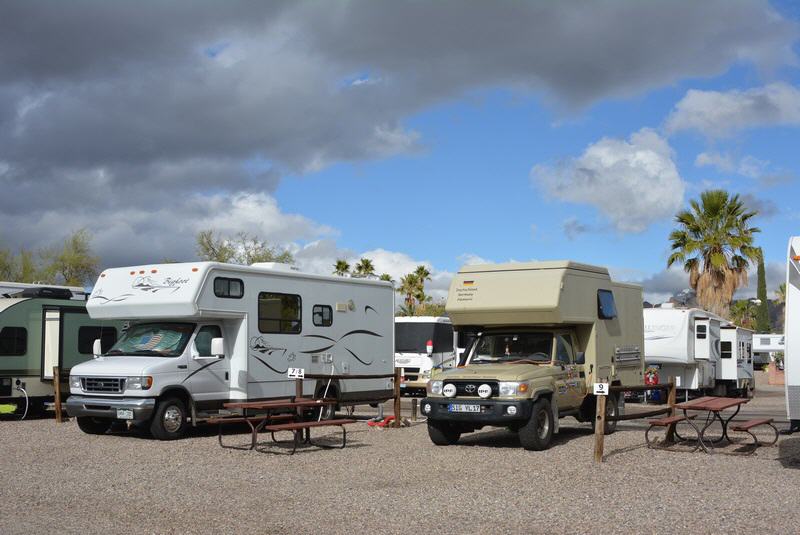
[182,359,221,383]
[132,276,189,294]
[89,291,135,304]
[299,329,382,365]
[249,336,289,374]
[364,305,378,315]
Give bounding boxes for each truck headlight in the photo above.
[69,376,81,389]
[499,382,529,397]
[126,376,153,390]
[429,380,443,395]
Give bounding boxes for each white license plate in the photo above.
[448,404,480,413]
[116,409,134,420]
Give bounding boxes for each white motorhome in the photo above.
[644,306,754,397]
[65,262,395,439]
[394,316,456,395]
[752,333,784,367]
[784,237,800,433]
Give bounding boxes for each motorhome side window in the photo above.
[195,325,222,356]
[312,305,333,327]
[721,341,732,359]
[597,290,617,319]
[0,327,27,356]
[258,292,302,334]
[78,326,118,354]
[696,325,707,339]
[214,277,244,299]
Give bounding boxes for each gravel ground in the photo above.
[2,373,800,535]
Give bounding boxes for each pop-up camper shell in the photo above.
[0,283,120,410]
[66,262,394,438]
[644,307,754,396]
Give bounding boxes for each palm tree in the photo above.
[729,300,757,330]
[775,283,787,306]
[379,273,394,283]
[333,259,350,277]
[353,257,376,278]
[397,273,419,314]
[667,190,760,318]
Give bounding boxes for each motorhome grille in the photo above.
[81,377,125,393]
[447,381,499,397]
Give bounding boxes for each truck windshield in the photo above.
[105,322,195,357]
[469,332,553,364]
[395,322,453,353]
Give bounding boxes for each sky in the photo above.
[1,0,799,303]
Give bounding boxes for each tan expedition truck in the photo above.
[420,261,644,450]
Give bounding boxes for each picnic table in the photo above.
[209,398,356,454]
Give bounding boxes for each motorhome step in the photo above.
[648,414,696,426]
[262,419,357,432]
[731,418,774,432]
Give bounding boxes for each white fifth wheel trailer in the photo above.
[785,237,800,433]
[65,262,395,439]
[644,306,753,397]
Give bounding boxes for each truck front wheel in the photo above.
[427,421,461,445]
[77,416,111,435]
[149,397,187,440]
[519,398,553,451]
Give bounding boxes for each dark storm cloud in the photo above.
[0,0,796,266]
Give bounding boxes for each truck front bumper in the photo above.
[65,396,156,423]
[420,397,532,425]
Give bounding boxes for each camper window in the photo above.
[721,341,732,359]
[258,292,302,334]
[0,326,27,356]
[214,277,244,299]
[312,305,333,327]
[555,334,574,365]
[78,326,118,354]
[696,325,707,339]
[597,290,617,319]
[195,325,222,356]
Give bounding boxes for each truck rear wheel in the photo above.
[77,416,111,435]
[427,422,461,445]
[149,397,187,440]
[519,398,553,451]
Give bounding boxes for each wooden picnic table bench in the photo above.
[645,414,698,451]
[263,419,358,455]
[729,418,778,449]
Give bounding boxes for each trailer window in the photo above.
[721,341,732,359]
[259,292,302,334]
[312,305,333,327]
[696,325,707,339]
[0,327,27,356]
[214,277,244,299]
[78,326,118,354]
[597,290,617,319]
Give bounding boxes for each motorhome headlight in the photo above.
[429,380,443,395]
[126,376,153,390]
[499,382,527,397]
[69,376,81,389]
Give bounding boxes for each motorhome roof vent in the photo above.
[16,287,74,300]
[251,262,300,272]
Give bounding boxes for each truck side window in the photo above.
[597,290,617,319]
[556,335,574,365]
[195,325,222,356]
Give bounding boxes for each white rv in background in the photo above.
[785,237,800,433]
[394,316,457,395]
[644,306,754,397]
[66,262,394,439]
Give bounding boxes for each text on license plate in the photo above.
[448,404,480,413]
[116,409,134,420]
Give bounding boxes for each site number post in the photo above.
[593,382,609,396]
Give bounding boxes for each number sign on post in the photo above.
[288,368,305,379]
[593,382,609,396]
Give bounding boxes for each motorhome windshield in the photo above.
[395,322,453,353]
[105,322,195,357]
[468,332,553,364]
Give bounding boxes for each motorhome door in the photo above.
[184,324,231,404]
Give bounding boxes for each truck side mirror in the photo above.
[211,337,225,359]
[576,351,585,365]
[92,339,102,359]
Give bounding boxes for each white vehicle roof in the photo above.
[394,316,452,324]
[0,280,87,297]
[87,261,391,319]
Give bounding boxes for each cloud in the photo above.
[562,217,591,240]
[532,129,685,233]
[740,193,779,220]
[735,261,786,299]
[622,266,691,304]
[666,83,800,137]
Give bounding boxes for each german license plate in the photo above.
[448,404,480,413]
[116,408,134,420]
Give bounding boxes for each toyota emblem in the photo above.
[465,384,477,393]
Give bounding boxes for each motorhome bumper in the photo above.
[420,398,532,424]
[65,396,156,422]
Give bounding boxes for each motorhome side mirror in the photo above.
[92,339,103,359]
[576,352,585,365]
[211,338,225,359]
